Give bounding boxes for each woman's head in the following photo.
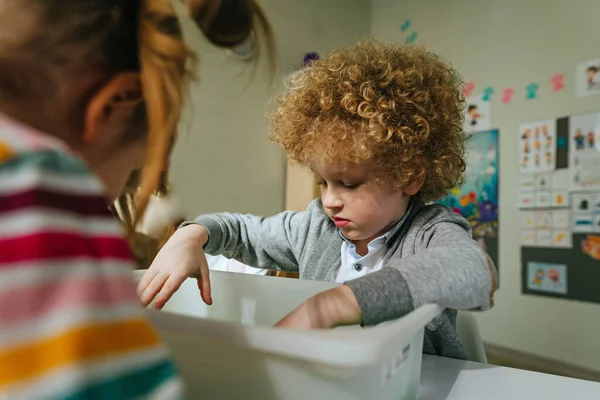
[0,0,272,229]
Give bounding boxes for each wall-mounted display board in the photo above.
[520,111,600,303]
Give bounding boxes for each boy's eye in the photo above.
[342,182,360,189]
[317,180,327,187]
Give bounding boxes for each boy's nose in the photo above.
[321,190,343,209]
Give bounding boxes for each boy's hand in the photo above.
[137,224,212,309]
[274,285,362,329]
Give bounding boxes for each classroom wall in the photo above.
[170,0,371,217]
[372,0,600,370]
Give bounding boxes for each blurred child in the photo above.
[0,0,271,398]
[138,39,498,360]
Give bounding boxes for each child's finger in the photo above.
[136,268,159,298]
[139,272,169,307]
[151,273,186,310]
[197,258,212,305]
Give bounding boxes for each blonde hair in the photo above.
[133,0,193,231]
[269,39,466,202]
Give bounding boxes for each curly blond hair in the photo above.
[269,38,466,202]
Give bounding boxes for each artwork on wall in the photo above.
[464,96,491,133]
[581,235,600,260]
[569,111,600,191]
[521,209,571,248]
[437,129,499,240]
[575,57,600,98]
[526,262,567,295]
[518,170,569,209]
[518,120,556,174]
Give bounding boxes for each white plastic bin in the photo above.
[134,270,441,400]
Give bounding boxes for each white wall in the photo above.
[372,0,600,370]
[171,0,370,217]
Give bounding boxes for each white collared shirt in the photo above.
[334,204,413,283]
[335,234,389,283]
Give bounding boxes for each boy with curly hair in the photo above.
[137,39,498,360]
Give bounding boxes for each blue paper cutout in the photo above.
[482,87,495,101]
[557,137,567,148]
[406,31,418,44]
[526,83,539,100]
[401,20,411,32]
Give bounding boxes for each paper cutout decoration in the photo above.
[501,88,515,104]
[550,73,565,92]
[464,81,475,97]
[406,31,418,44]
[482,87,495,101]
[526,83,539,100]
[401,20,411,32]
[557,137,567,148]
[303,52,320,67]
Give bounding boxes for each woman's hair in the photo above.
[269,38,466,202]
[0,0,273,238]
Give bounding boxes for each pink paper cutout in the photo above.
[550,73,565,92]
[464,81,475,97]
[501,88,515,104]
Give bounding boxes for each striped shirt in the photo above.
[0,114,184,399]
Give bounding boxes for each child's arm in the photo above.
[137,200,326,308]
[345,218,497,326]
[0,152,183,399]
[276,215,496,329]
[182,201,321,271]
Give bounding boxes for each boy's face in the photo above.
[312,160,411,245]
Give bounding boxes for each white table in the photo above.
[418,355,600,400]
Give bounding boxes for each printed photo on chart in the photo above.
[464,96,491,133]
[518,120,556,173]
[527,262,567,295]
[569,111,600,191]
[575,57,600,98]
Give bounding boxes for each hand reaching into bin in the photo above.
[274,285,362,330]
[137,225,213,309]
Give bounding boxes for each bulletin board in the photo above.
[518,111,600,303]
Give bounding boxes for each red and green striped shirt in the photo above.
[0,114,184,399]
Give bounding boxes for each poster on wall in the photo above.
[526,262,567,295]
[464,96,491,133]
[437,129,499,241]
[518,120,556,173]
[575,57,600,98]
[569,111,600,190]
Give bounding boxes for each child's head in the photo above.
[0,0,272,227]
[269,39,465,243]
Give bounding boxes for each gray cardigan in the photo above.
[185,197,497,359]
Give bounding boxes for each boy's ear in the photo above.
[83,72,143,143]
[404,172,425,196]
